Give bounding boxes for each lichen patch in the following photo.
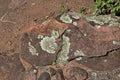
[56,35,70,64]
[60,14,72,23]
[51,30,59,38]
[68,11,81,19]
[40,36,57,54]
[28,42,39,56]
[73,22,77,26]
[37,35,43,39]
[112,40,120,45]
[74,50,85,61]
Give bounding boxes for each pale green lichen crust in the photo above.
[73,22,77,26]
[112,40,120,45]
[37,35,43,39]
[85,15,120,29]
[56,35,70,64]
[60,11,120,28]
[68,11,81,19]
[40,36,58,54]
[74,50,85,61]
[60,14,72,23]
[28,42,39,56]
[51,30,59,38]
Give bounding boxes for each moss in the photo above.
[56,35,70,64]
[28,42,39,56]
[74,50,85,61]
[60,14,72,23]
[40,36,57,54]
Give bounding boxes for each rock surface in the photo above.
[16,12,120,80]
[0,12,120,80]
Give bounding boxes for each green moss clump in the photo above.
[93,0,120,16]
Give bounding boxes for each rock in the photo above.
[38,72,51,80]
[56,69,65,80]
[65,67,88,80]
[0,54,24,80]
[20,11,120,80]
[20,18,68,66]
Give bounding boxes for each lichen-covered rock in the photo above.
[20,11,120,80]
[20,18,69,66]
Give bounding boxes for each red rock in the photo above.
[20,18,69,66]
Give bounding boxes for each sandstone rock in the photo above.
[20,11,120,80]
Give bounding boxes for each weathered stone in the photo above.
[20,18,68,66]
[20,12,120,80]
[38,72,51,80]
[56,69,65,80]
[65,67,88,80]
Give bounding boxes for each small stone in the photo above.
[56,69,65,80]
[67,67,88,80]
[73,22,77,26]
[60,14,72,23]
[118,73,120,78]
[38,72,51,80]
[50,67,56,76]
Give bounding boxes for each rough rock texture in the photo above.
[0,54,24,80]
[19,12,120,80]
[20,12,120,80]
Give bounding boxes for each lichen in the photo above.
[40,36,57,54]
[85,15,120,28]
[68,11,81,19]
[28,42,39,56]
[60,14,72,23]
[112,40,120,45]
[73,22,77,26]
[74,50,85,61]
[56,35,70,64]
[37,35,43,39]
[51,30,59,38]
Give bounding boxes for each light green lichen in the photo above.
[60,11,120,28]
[40,36,57,54]
[73,22,77,26]
[60,14,72,23]
[85,15,120,28]
[68,11,81,19]
[112,40,120,45]
[74,50,85,61]
[56,35,70,64]
[28,42,39,56]
[51,30,59,38]
[37,35,43,39]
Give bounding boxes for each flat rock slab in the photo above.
[20,18,69,66]
[20,12,120,80]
